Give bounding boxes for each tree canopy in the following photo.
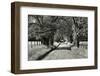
[28,15,88,47]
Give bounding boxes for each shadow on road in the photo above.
[36,43,71,60]
[36,48,55,60]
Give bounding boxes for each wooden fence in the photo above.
[28,41,42,48]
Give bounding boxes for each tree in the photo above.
[28,15,88,48]
[72,17,88,47]
[28,15,59,47]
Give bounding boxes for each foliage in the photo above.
[28,15,88,47]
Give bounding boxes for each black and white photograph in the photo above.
[28,15,88,61]
[11,2,97,73]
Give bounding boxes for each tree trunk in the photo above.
[73,30,78,47]
[48,35,54,48]
[72,17,79,48]
[72,29,80,47]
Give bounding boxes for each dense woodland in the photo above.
[28,15,88,48]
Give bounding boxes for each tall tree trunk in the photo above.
[72,26,78,47]
[50,36,54,46]
[72,17,79,48]
[47,32,54,48]
[48,35,54,48]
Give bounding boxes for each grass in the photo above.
[28,41,88,60]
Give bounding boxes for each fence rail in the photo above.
[28,41,42,48]
[79,42,88,49]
